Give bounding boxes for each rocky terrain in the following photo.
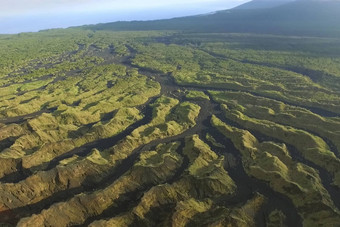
[0,28,340,226]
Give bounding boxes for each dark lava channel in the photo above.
[201,115,302,227]
[0,107,57,125]
[0,47,336,225]
[220,116,340,211]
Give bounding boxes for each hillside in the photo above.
[85,0,340,37]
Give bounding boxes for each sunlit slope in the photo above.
[0,28,340,226]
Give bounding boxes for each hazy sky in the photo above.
[0,0,249,34]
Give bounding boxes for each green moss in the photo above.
[171,199,213,227]
[211,115,340,226]
[136,142,181,168]
[59,155,80,165]
[131,40,340,113]
[267,210,286,227]
[108,96,200,166]
[210,90,340,154]
[205,133,225,148]
[186,90,210,101]
[219,104,340,188]
[189,193,265,227]
[17,140,183,227]
[2,30,340,226]
[130,135,236,224]
[86,149,109,165]
[89,213,134,227]
[182,135,236,196]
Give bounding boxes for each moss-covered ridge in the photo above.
[211,115,340,226]
[210,90,340,156]
[218,104,340,189]
[107,96,200,165]
[17,142,183,226]
[90,135,249,227]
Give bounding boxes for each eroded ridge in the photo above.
[1,30,340,226]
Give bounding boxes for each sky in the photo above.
[0,0,249,34]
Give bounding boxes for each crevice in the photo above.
[220,115,340,211]
[207,127,302,227]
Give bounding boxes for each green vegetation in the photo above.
[1,15,340,226]
[186,90,210,101]
[132,41,340,114]
[182,135,236,196]
[99,135,237,227]
[0,96,200,214]
[107,96,200,164]
[205,133,225,148]
[0,66,160,173]
[210,91,340,156]
[187,193,265,227]
[18,142,183,226]
[267,210,286,227]
[216,104,340,188]
[211,115,340,226]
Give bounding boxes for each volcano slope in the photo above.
[0,30,340,227]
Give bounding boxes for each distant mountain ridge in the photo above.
[83,0,340,37]
[234,0,295,9]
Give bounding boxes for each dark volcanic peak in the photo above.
[234,0,295,10]
[84,0,340,37]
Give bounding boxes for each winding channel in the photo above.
[0,46,338,225]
